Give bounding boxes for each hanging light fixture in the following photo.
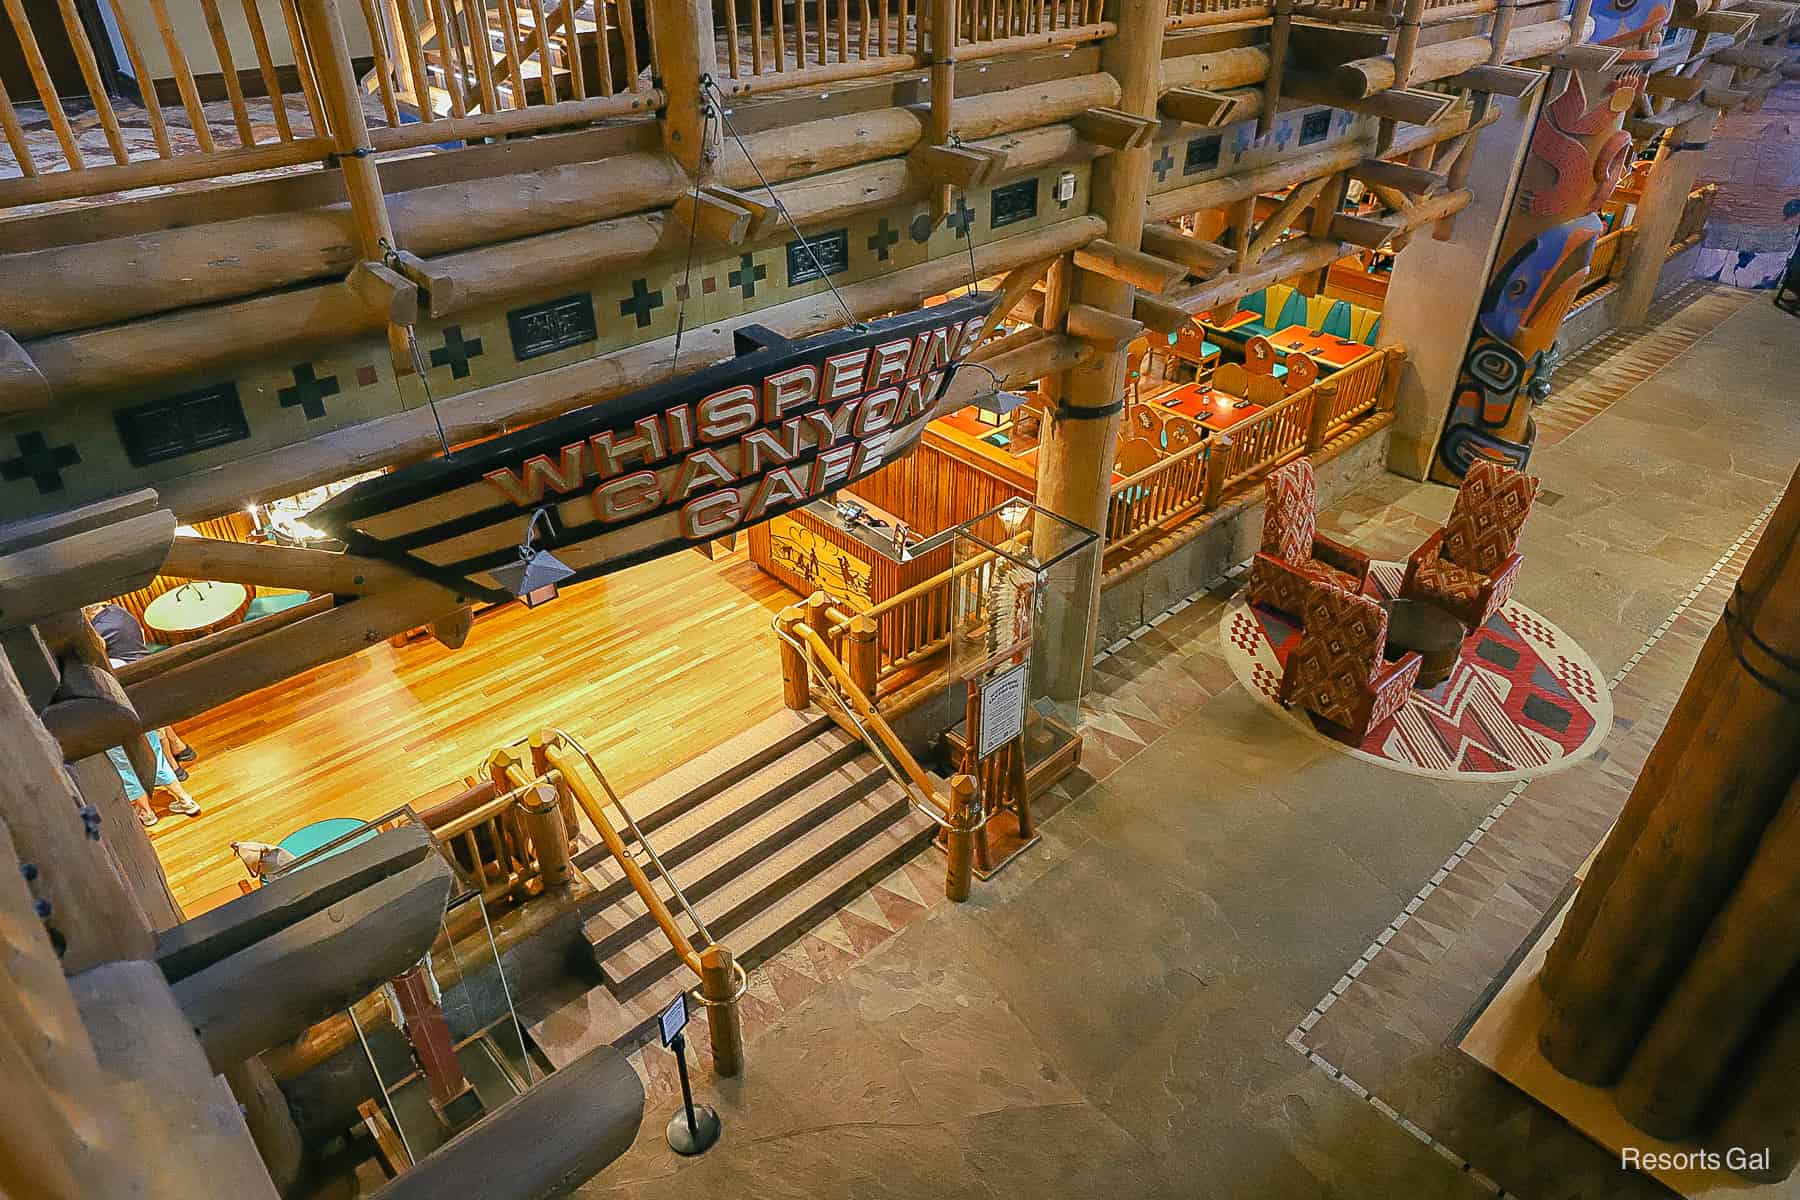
[490,507,576,608]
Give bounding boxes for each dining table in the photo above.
[142,580,254,646]
[1265,325,1376,370]
[1154,382,1265,433]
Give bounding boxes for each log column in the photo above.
[1032,0,1165,678]
[651,0,723,178]
[1536,467,1800,1161]
[1614,97,1723,325]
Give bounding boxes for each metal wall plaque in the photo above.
[507,293,599,361]
[787,229,850,285]
[115,384,251,467]
[989,178,1040,229]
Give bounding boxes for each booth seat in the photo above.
[1211,286,1382,348]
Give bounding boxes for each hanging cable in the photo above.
[702,76,862,331]
[404,327,454,459]
[670,96,717,372]
[948,134,985,301]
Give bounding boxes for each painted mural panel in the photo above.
[1432,21,1667,484]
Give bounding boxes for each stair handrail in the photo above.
[536,731,750,1009]
[773,616,966,832]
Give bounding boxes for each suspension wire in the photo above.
[380,236,454,459]
[404,327,454,458]
[948,135,985,301]
[670,98,717,371]
[702,76,862,330]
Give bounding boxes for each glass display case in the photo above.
[945,498,1099,815]
[266,809,536,1174]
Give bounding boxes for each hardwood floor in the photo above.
[148,546,799,916]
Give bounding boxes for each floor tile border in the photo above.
[1280,488,1784,1200]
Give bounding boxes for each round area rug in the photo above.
[1220,562,1612,781]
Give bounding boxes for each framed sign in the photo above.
[659,991,689,1047]
[977,662,1029,759]
[308,296,994,603]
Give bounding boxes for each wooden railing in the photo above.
[1579,225,1636,295]
[350,0,657,151]
[712,0,1110,95]
[0,0,337,205]
[1166,0,1271,29]
[1105,439,1210,551]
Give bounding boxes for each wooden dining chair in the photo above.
[1247,374,1285,406]
[1245,335,1280,376]
[1214,361,1251,396]
[1283,352,1319,395]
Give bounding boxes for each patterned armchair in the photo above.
[1247,458,1372,618]
[1401,460,1540,630]
[1280,584,1422,742]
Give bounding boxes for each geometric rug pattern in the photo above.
[1222,562,1612,782]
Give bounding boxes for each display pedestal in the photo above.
[941,710,1080,878]
[1462,897,1799,1199]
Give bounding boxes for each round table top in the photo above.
[1385,598,1467,653]
[277,818,378,867]
[143,581,251,637]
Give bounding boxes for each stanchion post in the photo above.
[519,780,573,891]
[845,614,879,698]
[776,605,810,709]
[944,774,977,902]
[699,944,743,1077]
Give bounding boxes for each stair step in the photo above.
[602,778,936,1003]
[582,757,887,962]
[516,972,629,1071]
[578,733,866,914]
[571,710,834,873]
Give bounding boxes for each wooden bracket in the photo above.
[911,143,1008,190]
[1674,7,1757,33]
[1550,44,1624,71]
[1647,73,1708,101]
[388,249,463,319]
[1065,303,1143,351]
[1073,239,1191,295]
[0,329,51,414]
[1140,224,1234,278]
[704,184,779,241]
[672,189,754,246]
[1131,291,1192,336]
[1329,211,1404,249]
[346,260,420,327]
[1711,43,1792,69]
[1702,84,1753,109]
[41,661,141,762]
[1071,106,1158,152]
[1346,87,1461,127]
[1439,64,1546,97]
[430,605,475,650]
[1351,158,1448,196]
[1158,87,1244,127]
[975,259,1057,345]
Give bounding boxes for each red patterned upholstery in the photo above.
[1280,583,1422,742]
[1401,461,1540,630]
[1247,457,1372,617]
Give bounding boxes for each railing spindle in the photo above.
[838,0,849,59]
[53,0,130,162]
[2,0,84,167]
[793,0,806,69]
[357,0,405,124]
[0,76,36,177]
[102,0,171,156]
[558,0,588,99]
[280,0,329,130]
[523,0,559,103]
[429,0,470,116]
[197,0,259,144]
[496,0,533,104]
[241,0,297,139]
[467,0,503,110]
[724,0,741,75]
[617,0,642,86]
[389,0,435,116]
[749,0,764,73]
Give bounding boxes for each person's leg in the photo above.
[163,779,200,817]
[105,744,157,825]
[163,725,196,763]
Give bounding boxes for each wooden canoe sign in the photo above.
[309,296,995,602]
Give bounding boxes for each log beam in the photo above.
[1331,211,1405,248]
[0,511,176,633]
[1131,291,1193,335]
[1350,157,1448,195]
[40,662,140,763]
[170,852,454,1069]
[160,535,417,597]
[1646,73,1708,101]
[1243,176,1330,270]
[1064,303,1144,350]
[1140,224,1236,276]
[1072,238,1191,294]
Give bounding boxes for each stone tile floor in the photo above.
[585,290,1799,1199]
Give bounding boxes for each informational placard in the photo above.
[977,662,1029,759]
[659,991,689,1048]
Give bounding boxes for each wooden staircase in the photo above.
[521,709,940,1066]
